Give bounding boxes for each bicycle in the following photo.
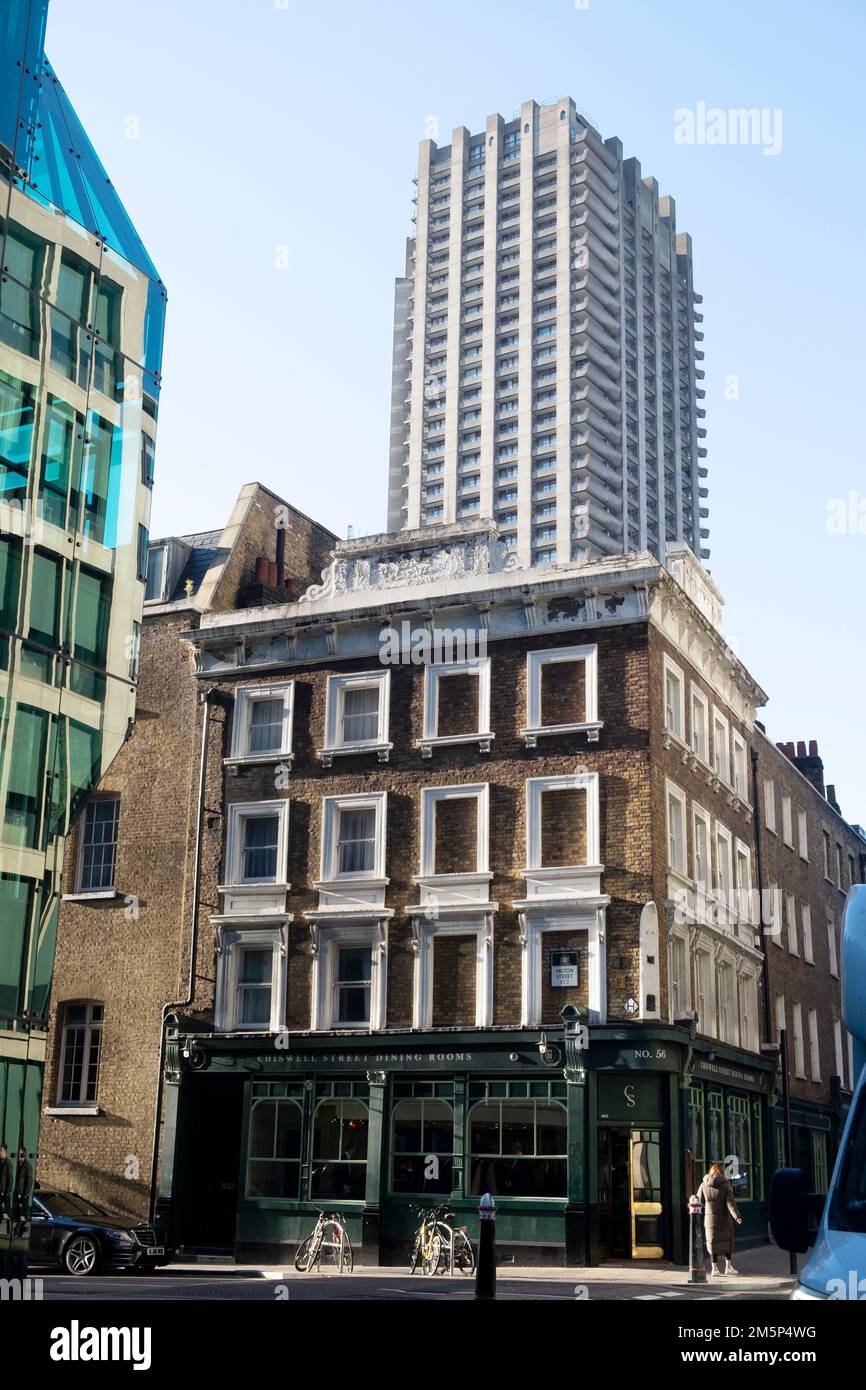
[409,1203,475,1276]
[294,1208,353,1273]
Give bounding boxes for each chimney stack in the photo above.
[784,739,826,797]
[827,784,841,814]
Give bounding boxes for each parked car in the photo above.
[28,1189,171,1276]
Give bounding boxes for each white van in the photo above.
[769,883,866,1298]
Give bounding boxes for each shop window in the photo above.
[57,1001,103,1105]
[686,1085,705,1192]
[391,1099,454,1194]
[246,1098,302,1198]
[727,1095,753,1199]
[751,1099,764,1199]
[468,1099,566,1197]
[810,1130,829,1195]
[311,1099,369,1201]
[706,1091,724,1165]
[230,684,294,763]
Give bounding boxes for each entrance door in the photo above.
[598,1127,665,1259]
[176,1074,244,1252]
[630,1129,664,1257]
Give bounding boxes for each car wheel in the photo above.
[62,1234,101,1276]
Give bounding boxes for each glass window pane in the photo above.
[242,815,279,880]
[336,807,375,874]
[248,697,283,754]
[341,685,379,743]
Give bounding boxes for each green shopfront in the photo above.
[162,1023,776,1266]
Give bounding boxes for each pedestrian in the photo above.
[697,1160,742,1276]
[13,1147,34,1239]
[0,1143,11,1231]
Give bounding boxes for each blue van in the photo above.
[769,883,866,1298]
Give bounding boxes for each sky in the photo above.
[46,0,865,818]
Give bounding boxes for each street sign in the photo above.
[551,951,579,987]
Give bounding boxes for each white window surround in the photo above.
[214,922,287,1032]
[222,800,290,891]
[227,683,294,766]
[517,904,607,1025]
[69,797,121,899]
[523,771,601,884]
[418,657,493,756]
[782,795,793,848]
[410,915,493,1028]
[786,893,798,956]
[738,966,760,1052]
[712,707,731,786]
[716,953,739,1046]
[798,810,809,861]
[665,780,688,877]
[690,684,710,766]
[663,655,686,745]
[319,670,392,766]
[309,920,388,1031]
[714,823,734,900]
[734,839,753,924]
[692,803,712,890]
[522,643,602,746]
[694,947,716,1037]
[668,927,690,1022]
[801,903,814,964]
[827,913,839,977]
[764,780,777,834]
[416,783,490,900]
[318,792,388,886]
[792,1002,806,1078]
[731,730,749,803]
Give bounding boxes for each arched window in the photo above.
[246,1099,302,1198]
[469,1099,566,1197]
[311,1100,368,1201]
[391,1099,453,1193]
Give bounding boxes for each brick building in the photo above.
[38,519,862,1267]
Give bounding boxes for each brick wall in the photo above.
[437,671,480,737]
[539,786,587,866]
[431,936,477,1026]
[434,796,478,874]
[540,659,586,726]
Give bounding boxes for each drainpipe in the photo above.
[750,747,772,1044]
[148,687,221,1224]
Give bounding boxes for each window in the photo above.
[136,525,149,583]
[391,1099,454,1194]
[827,912,838,977]
[420,783,489,877]
[792,1002,805,1078]
[774,994,786,1045]
[693,805,711,889]
[798,810,809,860]
[782,796,793,847]
[731,732,748,801]
[741,975,759,1052]
[144,544,167,602]
[321,793,387,882]
[695,950,714,1035]
[735,841,753,923]
[764,779,776,834]
[76,798,120,893]
[23,549,63,682]
[469,1099,567,1197]
[0,369,35,501]
[727,1096,754,1198]
[215,926,285,1032]
[70,565,111,700]
[715,824,734,907]
[801,904,813,963]
[225,801,289,886]
[834,1019,845,1084]
[5,704,48,848]
[811,1131,829,1195]
[311,1099,369,1201]
[786,894,798,955]
[420,655,492,754]
[808,1009,821,1083]
[712,709,730,784]
[690,686,709,763]
[230,684,294,762]
[57,1002,103,1105]
[246,1098,302,1198]
[666,782,687,875]
[524,643,600,743]
[333,944,373,1026]
[835,843,844,890]
[717,961,737,1044]
[822,829,831,879]
[663,656,685,742]
[321,671,391,762]
[141,432,155,488]
[669,933,688,1019]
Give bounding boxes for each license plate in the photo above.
[145,1247,164,1256]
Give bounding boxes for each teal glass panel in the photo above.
[0,2,49,162]
[68,718,102,822]
[38,396,80,529]
[0,537,22,670]
[4,705,48,848]
[69,567,110,701]
[0,230,45,358]
[46,714,67,839]
[0,875,33,1020]
[21,549,61,682]
[78,413,122,547]
[0,369,35,500]
[29,885,58,1021]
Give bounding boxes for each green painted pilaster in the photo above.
[452,1077,466,1197]
[362,1070,386,1265]
[668,1072,685,1262]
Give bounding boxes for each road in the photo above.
[34,1270,788,1301]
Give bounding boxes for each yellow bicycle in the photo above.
[409,1204,474,1276]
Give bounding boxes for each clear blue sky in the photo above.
[47,0,865,818]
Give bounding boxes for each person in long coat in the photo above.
[697,1160,742,1276]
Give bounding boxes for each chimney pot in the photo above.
[254,556,269,584]
[796,741,807,758]
[809,740,818,757]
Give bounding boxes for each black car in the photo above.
[28,1190,171,1276]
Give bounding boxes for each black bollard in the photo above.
[475,1192,496,1300]
[688,1193,706,1284]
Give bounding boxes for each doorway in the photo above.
[598,1127,664,1258]
[175,1073,244,1252]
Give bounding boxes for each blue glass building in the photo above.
[0,0,166,1270]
